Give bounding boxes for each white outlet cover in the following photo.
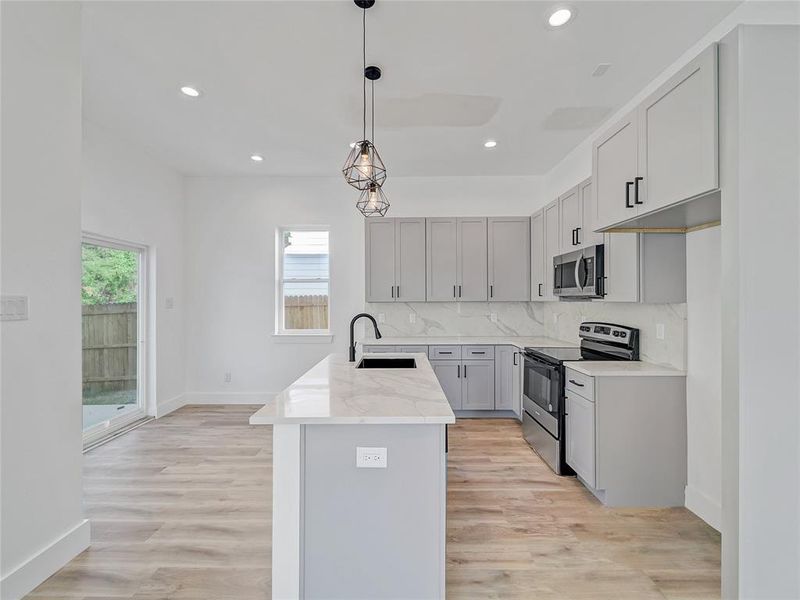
[356,446,387,469]
[1,295,28,321]
[656,324,665,340]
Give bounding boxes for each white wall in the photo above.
[720,25,799,600]
[82,121,186,415]
[0,3,89,599]
[183,175,542,399]
[685,227,721,530]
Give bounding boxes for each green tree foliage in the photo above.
[81,245,138,305]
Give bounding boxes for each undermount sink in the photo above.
[356,357,417,369]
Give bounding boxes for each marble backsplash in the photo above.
[364,300,687,369]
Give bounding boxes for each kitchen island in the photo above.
[250,352,455,600]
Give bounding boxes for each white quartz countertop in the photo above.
[249,353,455,425]
[361,335,575,348]
[564,361,686,377]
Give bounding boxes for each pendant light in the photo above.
[356,181,390,217]
[343,0,388,198]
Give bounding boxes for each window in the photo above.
[276,228,330,334]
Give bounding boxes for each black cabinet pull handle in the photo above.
[472,351,485,355]
[576,227,581,245]
[397,285,400,298]
[457,365,460,378]
[440,351,452,355]
[538,283,543,297]
[568,379,585,387]
[490,285,493,298]
[625,181,634,208]
[634,176,643,204]
[391,286,394,298]
[458,285,462,298]
[513,352,518,366]
[453,285,456,298]
[463,365,467,378]
[571,228,575,245]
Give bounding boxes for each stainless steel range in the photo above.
[522,322,639,475]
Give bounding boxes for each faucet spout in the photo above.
[349,313,382,362]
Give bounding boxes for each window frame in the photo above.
[275,225,331,337]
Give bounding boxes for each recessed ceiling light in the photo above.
[484,140,497,148]
[548,8,572,27]
[250,154,264,162]
[180,86,201,97]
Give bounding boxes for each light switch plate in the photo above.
[356,446,387,469]
[656,324,665,340]
[1,295,28,321]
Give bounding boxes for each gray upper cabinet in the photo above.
[559,185,581,252]
[542,200,560,300]
[365,218,425,302]
[593,111,639,231]
[426,217,487,302]
[488,217,530,301]
[426,218,458,301]
[579,178,604,247]
[458,218,488,301]
[461,360,495,410]
[637,44,718,215]
[593,44,719,231]
[530,210,545,300]
[365,219,396,302]
[394,218,426,302]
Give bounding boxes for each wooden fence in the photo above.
[285,295,329,330]
[82,302,137,395]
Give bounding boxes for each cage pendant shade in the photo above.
[342,140,386,190]
[356,183,390,217]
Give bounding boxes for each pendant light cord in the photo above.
[362,7,367,142]
[371,80,375,145]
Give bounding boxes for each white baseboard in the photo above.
[183,391,275,405]
[0,519,90,600]
[155,394,187,418]
[685,485,722,531]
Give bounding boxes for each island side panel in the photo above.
[272,424,303,599]
[302,424,446,599]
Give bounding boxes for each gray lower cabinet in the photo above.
[461,360,495,410]
[565,392,596,488]
[564,367,687,507]
[430,360,462,410]
[494,346,521,416]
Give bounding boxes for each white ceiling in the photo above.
[82,1,741,177]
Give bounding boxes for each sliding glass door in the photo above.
[81,236,147,444]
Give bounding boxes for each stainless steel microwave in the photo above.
[553,244,605,299]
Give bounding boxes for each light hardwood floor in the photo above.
[28,406,720,599]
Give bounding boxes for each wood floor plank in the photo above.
[26,408,720,599]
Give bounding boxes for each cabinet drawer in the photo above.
[363,345,397,353]
[565,368,594,400]
[397,345,428,354]
[428,345,461,360]
[463,345,494,359]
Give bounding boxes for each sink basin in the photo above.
[356,357,417,369]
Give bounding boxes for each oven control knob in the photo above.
[613,331,620,337]
[620,332,627,338]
